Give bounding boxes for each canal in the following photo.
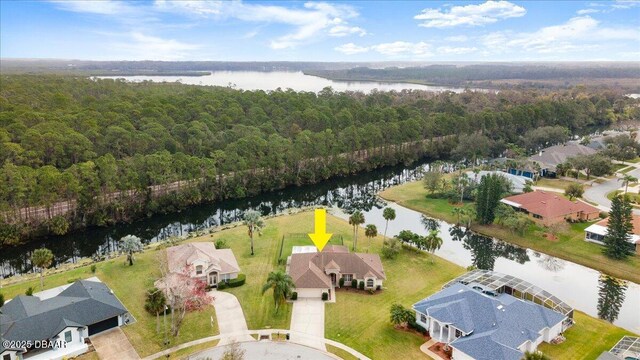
[1,159,638,333]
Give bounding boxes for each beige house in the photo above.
[166,243,241,287]
[287,245,385,299]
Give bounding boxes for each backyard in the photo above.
[1,208,635,360]
[379,180,640,284]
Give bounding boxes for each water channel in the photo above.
[1,160,638,333]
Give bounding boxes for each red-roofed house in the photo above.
[585,215,640,254]
[500,191,600,225]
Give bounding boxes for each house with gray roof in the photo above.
[413,282,566,360]
[0,279,130,360]
[287,245,385,299]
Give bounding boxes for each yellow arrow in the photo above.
[308,208,332,252]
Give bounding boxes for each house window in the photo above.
[533,214,543,219]
[342,274,353,282]
[420,314,427,323]
[196,265,203,275]
[3,354,11,360]
[64,330,72,343]
[366,279,374,287]
[455,329,462,337]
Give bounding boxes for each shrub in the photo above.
[321,292,328,301]
[214,239,228,249]
[90,264,97,274]
[0,293,4,307]
[376,285,381,291]
[367,289,375,294]
[217,282,227,290]
[291,292,298,300]
[600,211,609,219]
[25,287,34,296]
[358,281,365,290]
[351,279,357,288]
[381,237,400,259]
[67,277,80,283]
[338,278,345,288]
[226,273,246,288]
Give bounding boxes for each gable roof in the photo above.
[0,280,128,342]
[166,243,240,275]
[529,143,596,171]
[413,283,566,360]
[289,249,385,289]
[501,191,600,219]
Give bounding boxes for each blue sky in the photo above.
[1,1,639,61]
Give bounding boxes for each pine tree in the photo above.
[603,195,634,260]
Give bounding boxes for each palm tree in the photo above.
[261,270,295,314]
[364,224,378,251]
[451,206,464,225]
[461,206,476,228]
[348,210,365,251]
[522,351,550,360]
[243,210,265,256]
[457,172,470,203]
[619,174,638,194]
[382,207,396,239]
[424,230,443,263]
[145,287,167,333]
[31,248,54,290]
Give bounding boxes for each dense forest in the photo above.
[306,64,640,91]
[0,74,638,246]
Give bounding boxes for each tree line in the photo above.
[1,74,638,245]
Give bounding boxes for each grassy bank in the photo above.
[1,249,218,357]
[379,180,640,284]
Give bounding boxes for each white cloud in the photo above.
[577,9,600,14]
[111,32,201,60]
[444,35,469,42]
[437,46,478,55]
[49,0,137,15]
[335,43,369,55]
[154,1,366,49]
[328,25,367,37]
[371,41,431,57]
[482,16,640,56]
[414,1,526,28]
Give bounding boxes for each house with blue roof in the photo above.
[413,282,567,360]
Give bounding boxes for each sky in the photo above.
[1,0,639,62]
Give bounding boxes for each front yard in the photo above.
[379,180,640,284]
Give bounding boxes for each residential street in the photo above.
[583,164,640,215]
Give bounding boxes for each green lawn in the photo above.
[536,178,585,191]
[380,180,640,284]
[326,345,359,360]
[1,248,218,357]
[538,311,634,359]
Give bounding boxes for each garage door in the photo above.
[88,316,119,335]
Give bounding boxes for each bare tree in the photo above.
[156,253,213,337]
[221,341,246,360]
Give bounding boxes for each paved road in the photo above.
[90,328,140,360]
[583,165,640,215]
[210,290,255,345]
[290,299,326,351]
[189,341,337,360]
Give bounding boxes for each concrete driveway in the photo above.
[290,299,325,351]
[90,328,139,360]
[210,290,255,345]
[584,165,640,215]
[191,341,336,360]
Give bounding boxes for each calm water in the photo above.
[2,160,638,334]
[98,71,472,93]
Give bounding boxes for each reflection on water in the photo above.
[598,275,629,323]
[448,225,530,271]
[1,158,639,334]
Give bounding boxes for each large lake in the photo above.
[98,71,472,93]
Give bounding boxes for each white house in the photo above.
[413,282,567,360]
[0,279,130,360]
[585,215,640,255]
[165,242,241,287]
